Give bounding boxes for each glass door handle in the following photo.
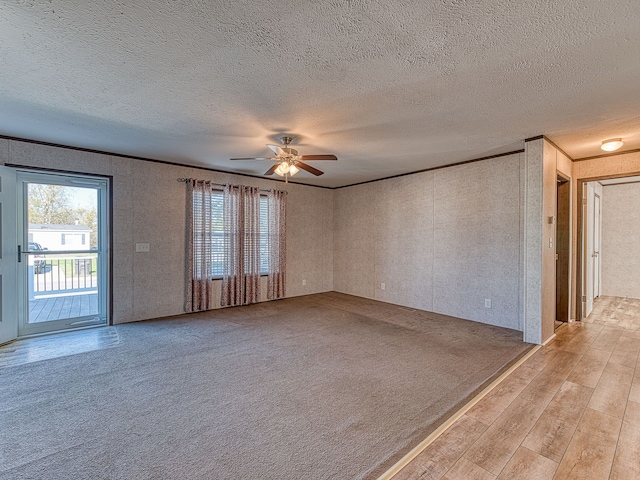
[16,245,40,260]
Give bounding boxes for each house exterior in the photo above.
[28,224,92,251]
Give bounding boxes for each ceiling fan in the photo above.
[231,136,337,182]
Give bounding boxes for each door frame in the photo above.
[583,182,595,318]
[0,166,18,345]
[555,172,571,324]
[14,167,112,336]
[576,172,640,320]
[593,192,601,299]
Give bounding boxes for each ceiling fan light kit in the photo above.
[274,162,299,177]
[230,136,337,183]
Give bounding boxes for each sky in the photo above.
[69,186,97,210]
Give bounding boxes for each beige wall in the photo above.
[521,138,571,344]
[334,153,523,331]
[541,140,558,342]
[601,182,640,298]
[542,140,573,341]
[1,138,334,324]
[2,134,580,344]
[522,139,549,344]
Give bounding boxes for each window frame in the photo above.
[198,189,270,280]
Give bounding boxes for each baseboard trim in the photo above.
[377,343,541,480]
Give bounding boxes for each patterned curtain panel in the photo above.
[267,189,287,300]
[186,179,215,312]
[221,184,261,306]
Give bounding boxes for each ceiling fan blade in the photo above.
[299,154,337,161]
[230,157,272,161]
[294,161,324,176]
[267,144,285,155]
[264,164,279,175]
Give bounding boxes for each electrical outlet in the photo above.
[485,299,492,308]
[302,279,306,286]
[135,243,150,253]
[380,283,385,291]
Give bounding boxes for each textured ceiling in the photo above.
[1,1,639,188]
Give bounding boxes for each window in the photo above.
[61,233,83,247]
[259,196,269,273]
[195,191,269,278]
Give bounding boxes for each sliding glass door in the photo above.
[16,171,109,336]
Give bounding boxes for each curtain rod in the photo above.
[177,178,284,194]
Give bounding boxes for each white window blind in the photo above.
[194,191,269,278]
[258,196,269,274]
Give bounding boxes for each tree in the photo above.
[28,184,76,225]
[75,208,98,247]
[28,184,99,247]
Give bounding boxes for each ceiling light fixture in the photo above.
[230,136,337,180]
[601,138,624,152]
[273,154,300,182]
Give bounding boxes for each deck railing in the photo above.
[31,256,98,295]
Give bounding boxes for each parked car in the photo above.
[29,242,48,274]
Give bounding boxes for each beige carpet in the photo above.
[0,292,531,479]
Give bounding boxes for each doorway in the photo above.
[556,174,570,328]
[16,170,109,337]
[581,181,603,319]
[577,174,640,325]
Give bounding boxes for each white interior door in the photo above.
[0,166,18,345]
[583,182,594,318]
[593,193,601,298]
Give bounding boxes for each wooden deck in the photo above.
[29,293,98,323]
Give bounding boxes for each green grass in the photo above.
[43,256,98,276]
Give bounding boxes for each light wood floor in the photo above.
[585,295,640,331]
[393,298,640,479]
